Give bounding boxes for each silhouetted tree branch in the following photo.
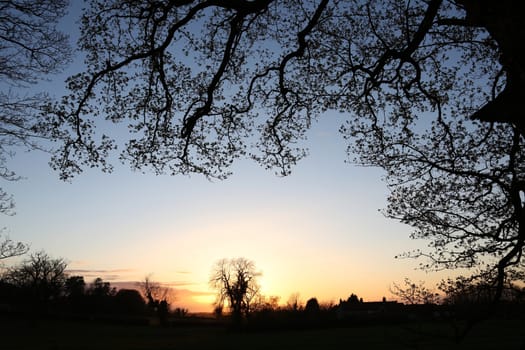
[48,0,525,179]
[390,278,440,305]
[0,231,29,259]
[364,118,525,303]
[0,0,71,213]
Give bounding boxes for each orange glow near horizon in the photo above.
[64,218,458,314]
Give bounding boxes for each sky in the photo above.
[1,1,458,312]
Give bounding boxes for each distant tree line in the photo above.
[0,251,184,325]
[237,284,525,332]
[3,252,524,331]
[209,258,525,331]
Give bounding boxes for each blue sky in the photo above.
[0,1,459,312]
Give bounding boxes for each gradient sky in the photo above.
[1,2,459,312]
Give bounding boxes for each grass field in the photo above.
[3,317,525,350]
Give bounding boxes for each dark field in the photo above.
[3,318,525,350]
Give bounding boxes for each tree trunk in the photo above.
[457,0,525,133]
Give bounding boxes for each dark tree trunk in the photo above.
[457,1,525,134]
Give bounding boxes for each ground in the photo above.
[2,317,525,349]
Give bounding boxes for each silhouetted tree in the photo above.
[138,275,172,310]
[64,275,85,298]
[87,277,116,297]
[1,251,67,305]
[138,275,173,325]
[114,289,146,314]
[63,275,86,312]
[304,297,320,314]
[46,1,523,301]
[0,0,71,213]
[378,112,525,302]
[84,277,117,314]
[210,257,261,326]
[439,271,525,306]
[346,293,361,305]
[157,299,169,326]
[390,278,440,305]
[437,271,525,341]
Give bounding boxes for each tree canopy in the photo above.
[48,0,523,176]
[45,0,524,302]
